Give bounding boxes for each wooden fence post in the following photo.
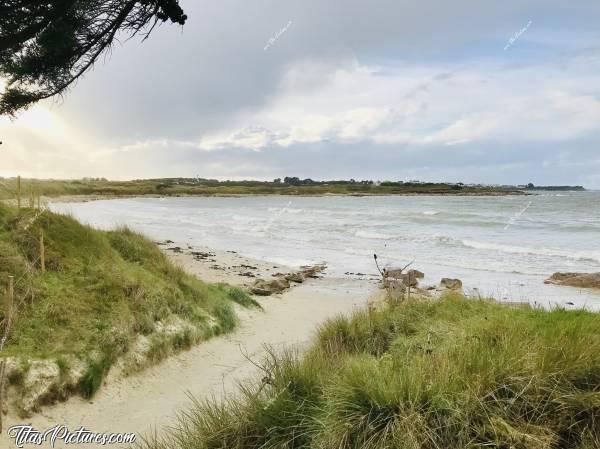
[16,176,21,209]
[29,187,34,208]
[40,231,45,273]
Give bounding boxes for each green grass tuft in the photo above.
[139,294,600,449]
[221,285,263,309]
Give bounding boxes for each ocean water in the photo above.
[50,192,600,310]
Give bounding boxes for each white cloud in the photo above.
[186,56,600,152]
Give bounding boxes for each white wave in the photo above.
[266,207,304,214]
[344,247,377,256]
[355,230,395,240]
[422,210,439,215]
[446,236,600,263]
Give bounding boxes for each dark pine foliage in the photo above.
[0,0,187,115]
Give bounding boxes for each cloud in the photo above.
[185,54,600,151]
[2,0,600,187]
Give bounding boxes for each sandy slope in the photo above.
[2,248,378,448]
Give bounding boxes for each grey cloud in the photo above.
[54,0,600,141]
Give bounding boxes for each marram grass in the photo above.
[139,294,600,449]
[0,202,258,403]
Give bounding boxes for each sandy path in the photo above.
[2,274,376,448]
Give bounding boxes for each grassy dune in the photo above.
[0,203,258,413]
[142,294,600,449]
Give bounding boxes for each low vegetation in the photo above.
[0,202,258,415]
[141,294,600,449]
[0,177,526,200]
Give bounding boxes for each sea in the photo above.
[50,191,600,310]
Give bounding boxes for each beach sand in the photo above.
[2,245,380,448]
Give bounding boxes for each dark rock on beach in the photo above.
[251,265,326,295]
[251,278,291,296]
[285,272,305,283]
[383,268,419,287]
[191,251,216,259]
[545,272,600,289]
[440,278,463,290]
[300,265,326,278]
[408,269,425,279]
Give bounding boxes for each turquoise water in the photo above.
[51,191,600,310]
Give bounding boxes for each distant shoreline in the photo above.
[42,190,532,205]
[3,177,589,203]
[0,177,541,202]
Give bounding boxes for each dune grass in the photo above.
[141,294,600,449]
[0,202,258,404]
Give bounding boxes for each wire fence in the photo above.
[0,177,48,431]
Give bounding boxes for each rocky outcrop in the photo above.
[440,278,463,290]
[408,269,425,279]
[383,268,421,287]
[251,265,326,296]
[285,272,305,283]
[300,265,326,278]
[544,272,600,289]
[251,278,291,296]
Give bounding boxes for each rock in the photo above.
[251,287,272,296]
[251,278,290,296]
[191,251,215,259]
[383,268,423,287]
[251,265,325,296]
[383,267,404,279]
[300,265,326,278]
[440,278,462,290]
[272,278,291,291]
[167,246,183,253]
[285,272,305,283]
[544,272,600,289]
[407,269,424,279]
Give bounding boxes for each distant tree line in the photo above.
[280,177,374,186]
[141,177,474,189]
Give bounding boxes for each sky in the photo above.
[1,0,600,187]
